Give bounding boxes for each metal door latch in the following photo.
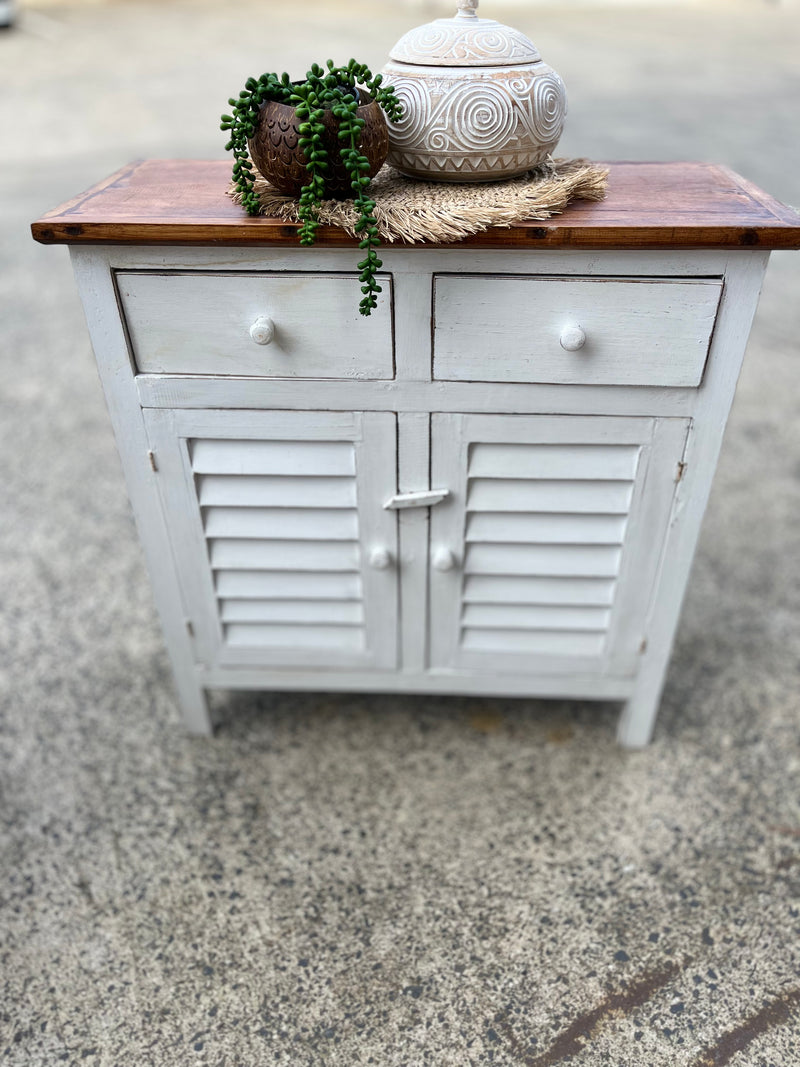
[383,489,450,510]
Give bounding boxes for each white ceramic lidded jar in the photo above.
[382,0,567,182]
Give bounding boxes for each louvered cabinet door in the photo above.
[429,414,690,677]
[143,410,398,670]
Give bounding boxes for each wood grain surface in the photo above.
[31,159,800,249]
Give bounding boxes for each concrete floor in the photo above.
[2,1,800,1064]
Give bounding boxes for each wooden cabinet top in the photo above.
[31,159,800,250]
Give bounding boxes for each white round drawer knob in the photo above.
[369,546,393,570]
[560,324,587,352]
[250,316,275,346]
[432,547,457,572]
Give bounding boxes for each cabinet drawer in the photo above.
[432,275,722,387]
[116,271,394,379]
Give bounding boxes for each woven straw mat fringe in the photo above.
[228,158,608,244]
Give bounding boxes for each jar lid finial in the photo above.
[455,0,478,19]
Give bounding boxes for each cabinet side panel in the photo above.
[617,250,771,747]
[69,247,211,734]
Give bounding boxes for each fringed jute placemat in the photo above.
[228,157,608,244]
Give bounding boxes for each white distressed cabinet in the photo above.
[32,160,800,745]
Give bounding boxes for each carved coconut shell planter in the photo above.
[248,91,389,198]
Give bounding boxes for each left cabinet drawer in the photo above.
[116,270,395,379]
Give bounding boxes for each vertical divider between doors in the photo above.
[428,413,468,671]
[398,412,431,673]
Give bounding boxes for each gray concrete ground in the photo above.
[2,1,800,1064]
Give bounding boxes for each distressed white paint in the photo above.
[70,248,213,735]
[68,242,769,745]
[433,275,722,386]
[616,251,770,746]
[397,411,431,673]
[143,408,399,673]
[102,245,737,276]
[428,413,690,680]
[117,271,394,379]
[136,375,699,418]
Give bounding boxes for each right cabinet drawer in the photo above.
[432,275,723,387]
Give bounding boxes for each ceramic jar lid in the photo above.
[388,0,541,68]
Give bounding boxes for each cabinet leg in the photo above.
[174,675,213,736]
[616,685,662,749]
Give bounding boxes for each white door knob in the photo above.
[250,316,275,345]
[369,546,393,570]
[560,324,586,352]
[432,547,457,572]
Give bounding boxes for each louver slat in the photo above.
[464,543,622,578]
[225,623,366,651]
[215,569,363,601]
[191,439,356,476]
[465,512,627,545]
[197,475,357,509]
[203,507,359,540]
[461,603,611,631]
[468,443,640,482]
[467,479,634,514]
[220,599,365,624]
[461,628,607,656]
[209,538,360,571]
[462,574,617,606]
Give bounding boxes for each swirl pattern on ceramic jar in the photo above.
[507,74,535,98]
[389,25,539,65]
[530,71,566,143]
[389,79,432,148]
[427,127,452,153]
[410,26,451,55]
[450,29,523,62]
[450,82,516,151]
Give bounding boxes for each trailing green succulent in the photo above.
[221,60,402,316]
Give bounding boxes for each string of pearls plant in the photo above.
[221,60,402,316]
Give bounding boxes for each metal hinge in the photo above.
[147,450,158,472]
[676,461,687,483]
[384,489,449,510]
